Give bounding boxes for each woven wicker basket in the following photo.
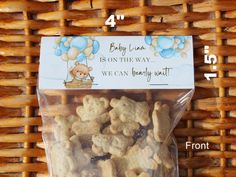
[0,0,235,177]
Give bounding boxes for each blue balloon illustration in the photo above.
[92,40,100,54]
[145,36,152,45]
[174,36,185,43]
[61,37,67,42]
[76,53,87,62]
[70,37,87,51]
[59,42,70,53]
[160,48,176,58]
[54,37,101,61]
[155,46,162,52]
[178,42,185,49]
[158,36,174,49]
[55,48,62,56]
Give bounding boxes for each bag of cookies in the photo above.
[38,36,195,177]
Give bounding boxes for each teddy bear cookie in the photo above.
[51,115,81,177]
[66,135,91,172]
[92,134,133,157]
[72,120,101,137]
[54,115,78,142]
[125,170,150,177]
[152,101,171,142]
[146,130,174,169]
[112,143,158,177]
[50,135,91,177]
[72,95,110,137]
[51,141,70,177]
[79,169,100,177]
[98,159,118,177]
[76,95,110,123]
[109,96,150,136]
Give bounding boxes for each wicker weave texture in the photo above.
[0,0,235,177]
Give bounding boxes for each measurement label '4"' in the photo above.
[105,15,125,27]
[204,46,218,80]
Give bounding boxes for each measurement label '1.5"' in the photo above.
[204,46,218,80]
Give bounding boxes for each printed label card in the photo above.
[39,36,194,89]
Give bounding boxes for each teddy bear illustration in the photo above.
[70,62,93,80]
[65,62,94,88]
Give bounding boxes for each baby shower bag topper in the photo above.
[38,36,195,177]
[39,36,194,90]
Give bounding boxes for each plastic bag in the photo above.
[38,36,194,177]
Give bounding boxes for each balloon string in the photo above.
[86,56,88,66]
[86,56,93,81]
[66,60,69,81]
